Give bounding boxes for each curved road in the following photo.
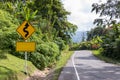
[58,50,120,80]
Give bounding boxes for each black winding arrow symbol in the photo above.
[23,23,29,37]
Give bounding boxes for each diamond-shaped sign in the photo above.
[17,21,35,40]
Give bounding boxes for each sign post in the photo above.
[25,40,27,75]
[25,50,27,74]
[16,21,35,75]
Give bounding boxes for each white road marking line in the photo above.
[72,52,80,80]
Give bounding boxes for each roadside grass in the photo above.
[52,50,74,80]
[92,50,120,64]
[0,50,37,80]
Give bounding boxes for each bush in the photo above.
[29,42,60,70]
[30,52,47,70]
[70,42,91,50]
[79,42,88,50]
[70,43,80,50]
[114,38,120,54]
[37,42,60,58]
[98,47,104,53]
[0,9,19,51]
[100,31,120,60]
[70,36,102,50]
[101,43,114,57]
[54,37,66,50]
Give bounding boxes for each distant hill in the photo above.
[72,31,87,43]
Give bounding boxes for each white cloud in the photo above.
[62,0,106,31]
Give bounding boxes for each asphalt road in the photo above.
[58,50,120,80]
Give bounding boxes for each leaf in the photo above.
[97,36,103,43]
[91,7,96,12]
[31,10,38,19]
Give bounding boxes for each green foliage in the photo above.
[101,35,120,59]
[0,0,78,75]
[54,37,66,50]
[0,32,18,50]
[0,9,19,29]
[0,66,17,80]
[91,0,120,60]
[87,26,104,41]
[70,43,80,50]
[22,6,38,21]
[30,42,60,70]
[70,36,102,50]
[0,9,24,59]
[92,0,120,19]
[30,52,47,70]
[0,0,38,22]
[31,0,77,43]
[115,37,120,53]
[0,8,62,71]
[0,53,36,80]
[92,50,120,64]
[70,42,89,50]
[79,42,89,50]
[95,23,119,60]
[0,9,19,50]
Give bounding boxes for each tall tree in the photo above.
[92,0,120,19]
[91,0,120,38]
[87,26,104,41]
[91,0,120,59]
[31,0,77,43]
[92,0,120,26]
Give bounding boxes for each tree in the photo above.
[91,0,120,38]
[91,0,120,59]
[92,0,120,26]
[30,0,77,43]
[92,0,120,19]
[87,26,104,41]
[82,32,85,42]
[1,0,78,43]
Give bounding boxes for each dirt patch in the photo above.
[25,68,52,80]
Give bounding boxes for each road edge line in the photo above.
[72,51,80,80]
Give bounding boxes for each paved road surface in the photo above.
[58,50,120,80]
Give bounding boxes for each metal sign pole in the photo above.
[25,40,27,75]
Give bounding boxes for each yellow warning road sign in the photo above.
[17,21,35,40]
[16,42,35,52]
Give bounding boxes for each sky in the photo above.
[61,0,107,31]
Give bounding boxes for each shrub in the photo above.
[30,42,60,70]
[79,42,88,50]
[100,31,120,60]
[70,43,80,50]
[98,47,104,53]
[0,9,19,51]
[54,37,66,50]
[79,42,92,50]
[30,52,47,70]
[101,43,114,58]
